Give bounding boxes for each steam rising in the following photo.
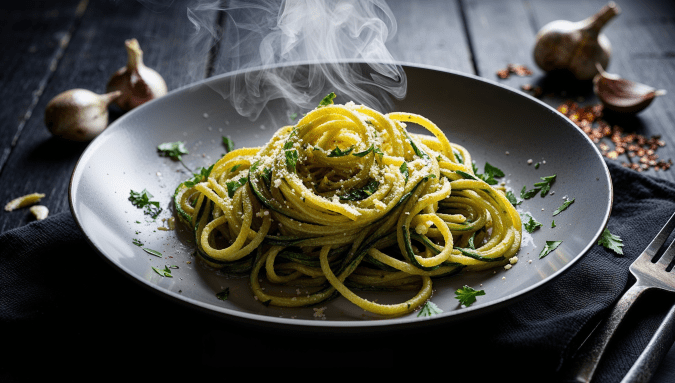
[186,0,406,119]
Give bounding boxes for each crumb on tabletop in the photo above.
[30,205,49,220]
[5,193,46,211]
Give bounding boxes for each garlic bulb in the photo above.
[44,89,121,141]
[533,2,620,80]
[106,38,167,111]
[593,64,666,114]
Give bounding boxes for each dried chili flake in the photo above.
[497,64,534,79]
[557,100,671,172]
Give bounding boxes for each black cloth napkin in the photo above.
[2,160,675,381]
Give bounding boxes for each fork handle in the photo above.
[620,302,675,383]
[563,283,650,383]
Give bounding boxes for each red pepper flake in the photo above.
[557,100,671,171]
[497,64,534,79]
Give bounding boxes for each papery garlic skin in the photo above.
[106,38,168,111]
[533,2,620,81]
[44,89,121,141]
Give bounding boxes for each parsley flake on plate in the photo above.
[539,240,563,259]
[128,189,162,218]
[523,213,543,233]
[157,141,188,161]
[553,198,575,216]
[222,136,235,153]
[521,175,556,199]
[455,285,485,306]
[417,301,443,317]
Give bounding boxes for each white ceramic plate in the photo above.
[69,63,612,331]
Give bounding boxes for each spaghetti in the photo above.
[174,97,521,317]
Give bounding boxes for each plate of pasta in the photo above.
[69,62,612,330]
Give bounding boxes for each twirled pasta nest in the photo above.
[174,98,521,317]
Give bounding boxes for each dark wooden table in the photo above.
[2,0,674,379]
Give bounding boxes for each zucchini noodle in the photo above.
[174,98,522,317]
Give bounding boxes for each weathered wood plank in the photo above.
[0,0,84,174]
[0,0,214,232]
[386,0,474,74]
[464,0,675,182]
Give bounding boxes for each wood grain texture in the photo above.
[386,0,474,74]
[0,0,211,232]
[0,0,85,174]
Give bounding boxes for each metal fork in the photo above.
[565,211,675,382]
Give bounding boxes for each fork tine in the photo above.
[637,211,675,263]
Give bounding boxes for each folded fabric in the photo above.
[2,160,675,381]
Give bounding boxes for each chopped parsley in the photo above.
[285,149,299,173]
[318,92,336,107]
[327,145,354,157]
[352,145,374,157]
[129,189,162,218]
[400,162,409,183]
[551,220,556,228]
[132,238,143,247]
[216,288,230,301]
[222,136,235,153]
[506,190,522,207]
[455,285,485,306]
[226,177,248,198]
[152,265,173,277]
[417,301,443,317]
[289,112,298,121]
[523,213,543,233]
[521,175,556,199]
[598,228,624,255]
[473,162,505,185]
[553,198,575,216]
[405,133,429,159]
[539,240,563,259]
[340,179,379,201]
[183,164,214,188]
[157,141,188,161]
[143,248,162,257]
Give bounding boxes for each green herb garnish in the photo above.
[183,164,214,188]
[523,213,543,233]
[152,265,173,277]
[327,145,355,157]
[506,190,522,207]
[318,92,336,107]
[400,162,409,183]
[539,240,563,259]
[132,239,143,247]
[553,198,575,216]
[352,145,374,157]
[226,177,248,198]
[521,175,556,199]
[216,288,230,301]
[157,141,188,161]
[405,133,429,159]
[455,285,485,307]
[129,189,162,218]
[143,248,162,257]
[285,149,299,173]
[340,179,379,201]
[222,136,235,153]
[473,162,505,185]
[598,228,623,255]
[417,301,443,317]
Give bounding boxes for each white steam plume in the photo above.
[186,0,406,120]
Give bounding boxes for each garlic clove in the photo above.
[44,89,122,141]
[533,2,620,81]
[593,63,666,114]
[106,38,168,111]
